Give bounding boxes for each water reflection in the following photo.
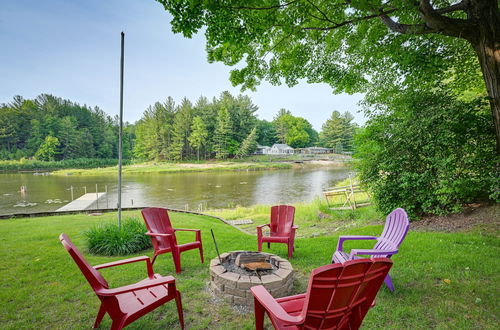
[0,168,350,215]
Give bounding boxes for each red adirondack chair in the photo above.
[257,205,298,258]
[141,207,203,273]
[251,258,393,330]
[59,233,184,330]
[332,208,410,291]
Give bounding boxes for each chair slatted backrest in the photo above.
[373,208,410,256]
[301,259,393,329]
[141,207,178,249]
[59,233,109,292]
[270,205,295,236]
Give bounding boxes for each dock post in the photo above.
[70,185,74,201]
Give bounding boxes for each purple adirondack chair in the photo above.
[332,208,409,291]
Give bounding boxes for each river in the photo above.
[0,167,351,215]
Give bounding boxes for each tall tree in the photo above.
[158,0,500,153]
[235,126,258,158]
[170,98,193,160]
[214,107,232,159]
[255,119,278,146]
[35,135,60,161]
[189,116,208,160]
[320,111,357,152]
[273,109,292,143]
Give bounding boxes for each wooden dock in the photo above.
[56,193,107,212]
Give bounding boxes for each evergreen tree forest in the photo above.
[0,92,359,162]
[0,94,135,161]
[133,91,353,161]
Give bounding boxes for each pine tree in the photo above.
[214,107,232,159]
[235,127,258,158]
[170,98,193,160]
[188,116,208,161]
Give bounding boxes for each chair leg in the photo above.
[175,290,185,329]
[257,238,262,252]
[287,242,293,259]
[384,274,395,292]
[254,298,265,330]
[267,242,270,249]
[110,319,126,330]
[151,254,158,266]
[199,245,204,264]
[172,250,182,274]
[93,304,106,328]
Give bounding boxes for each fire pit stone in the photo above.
[209,251,294,308]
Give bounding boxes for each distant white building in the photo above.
[269,143,294,155]
[255,145,271,155]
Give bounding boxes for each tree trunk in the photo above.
[470,0,500,154]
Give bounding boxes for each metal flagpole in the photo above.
[118,31,124,229]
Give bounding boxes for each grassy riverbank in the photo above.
[0,158,131,171]
[0,154,349,174]
[1,209,499,329]
[51,161,294,176]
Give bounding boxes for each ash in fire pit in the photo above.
[209,251,294,308]
[224,251,277,276]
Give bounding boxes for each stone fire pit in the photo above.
[209,251,294,307]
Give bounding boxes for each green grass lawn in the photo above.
[1,210,499,329]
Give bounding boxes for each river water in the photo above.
[0,167,351,215]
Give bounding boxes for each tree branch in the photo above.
[231,1,298,11]
[301,9,397,31]
[418,0,476,39]
[434,1,467,14]
[306,0,335,24]
[379,14,435,35]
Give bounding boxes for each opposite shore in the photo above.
[0,155,351,176]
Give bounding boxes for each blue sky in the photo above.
[0,0,365,130]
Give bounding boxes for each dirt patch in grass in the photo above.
[412,204,500,233]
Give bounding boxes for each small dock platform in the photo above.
[56,193,107,212]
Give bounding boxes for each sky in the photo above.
[0,0,366,130]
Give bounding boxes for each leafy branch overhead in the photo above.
[158,0,500,153]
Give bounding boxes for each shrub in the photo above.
[355,92,499,218]
[85,218,151,256]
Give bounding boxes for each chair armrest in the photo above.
[349,249,398,258]
[97,276,176,296]
[257,224,270,237]
[94,256,154,278]
[145,232,173,237]
[174,228,201,241]
[292,225,298,229]
[336,235,378,251]
[251,286,302,325]
[174,228,200,232]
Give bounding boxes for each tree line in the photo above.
[134,91,358,160]
[0,94,135,161]
[0,92,358,161]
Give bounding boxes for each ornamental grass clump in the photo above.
[85,217,151,256]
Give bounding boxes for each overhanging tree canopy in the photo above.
[157,0,500,153]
